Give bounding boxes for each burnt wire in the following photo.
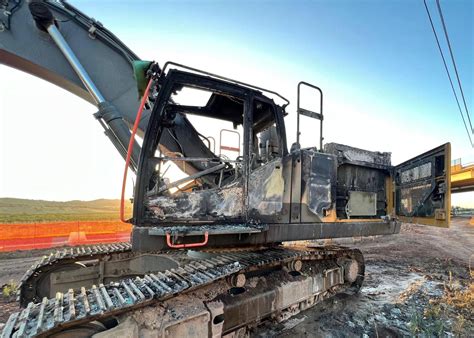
[167,128,185,155]
[423,0,473,147]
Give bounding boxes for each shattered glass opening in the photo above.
[394,146,448,220]
[145,83,246,222]
[171,86,213,106]
[251,99,282,168]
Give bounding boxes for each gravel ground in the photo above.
[0,218,472,336]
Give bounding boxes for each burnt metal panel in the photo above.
[346,191,377,217]
[333,164,389,219]
[256,221,400,243]
[324,143,391,169]
[132,221,400,251]
[248,159,285,221]
[394,143,451,227]
[135,70,255,225]
[301,149,337,220]
[279,155,293,224]
[322,143,390,220]
[290,152,302,222]
[148,224,267,236]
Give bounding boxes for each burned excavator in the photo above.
[0,1,451,337]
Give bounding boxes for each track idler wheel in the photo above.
[49,321,106,337]
[286,259,303,272]
[340,249,365,293]
[32,262,86,305]
[227,273,246,288]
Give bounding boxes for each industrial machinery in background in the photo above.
[0,1,451,337]
[451,158,474,193]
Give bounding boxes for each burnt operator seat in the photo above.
[258,126,280,163]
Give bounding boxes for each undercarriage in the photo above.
[6,244,364,337]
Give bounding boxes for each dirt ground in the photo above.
[256,217,474,337]
[0,218,473,336]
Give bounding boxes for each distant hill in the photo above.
[0,198,132,223]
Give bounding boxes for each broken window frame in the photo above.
[249,97,288,167]
[393,143,451,227]
[134,70,289,225]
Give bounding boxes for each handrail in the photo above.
[162,61,290,108]
[219,129,241,156]
[296,81,324,150]
[166,232,209,248]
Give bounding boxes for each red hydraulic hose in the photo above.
[120,78,153,223]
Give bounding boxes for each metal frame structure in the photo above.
[219,129,241,155]
[133,67,292,225]
[297,81,323,150]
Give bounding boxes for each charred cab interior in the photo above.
[134,69,288,225]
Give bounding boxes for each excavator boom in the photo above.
[0,0,215,173]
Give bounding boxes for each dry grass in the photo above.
[440,255,474,312]
[408,258,473,336]
[442,274,473,310]
[422,267,474,335]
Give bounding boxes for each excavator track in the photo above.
[3,246,364,337]
[18,243,133,307]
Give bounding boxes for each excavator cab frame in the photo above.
[133,68,288,227]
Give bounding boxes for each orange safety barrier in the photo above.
[0,221,132,252]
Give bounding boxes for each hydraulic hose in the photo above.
[120,78,153,222]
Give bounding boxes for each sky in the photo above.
[0,0,473,206]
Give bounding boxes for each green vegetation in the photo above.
[0,198,132,223]
[2,280,18,299]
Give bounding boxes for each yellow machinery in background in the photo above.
[451,158,474,225]
[451,159,474,193]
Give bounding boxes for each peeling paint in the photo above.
[248,159,284,216]
[302,149,336,219]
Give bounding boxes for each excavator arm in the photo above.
[0,0,214,173]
